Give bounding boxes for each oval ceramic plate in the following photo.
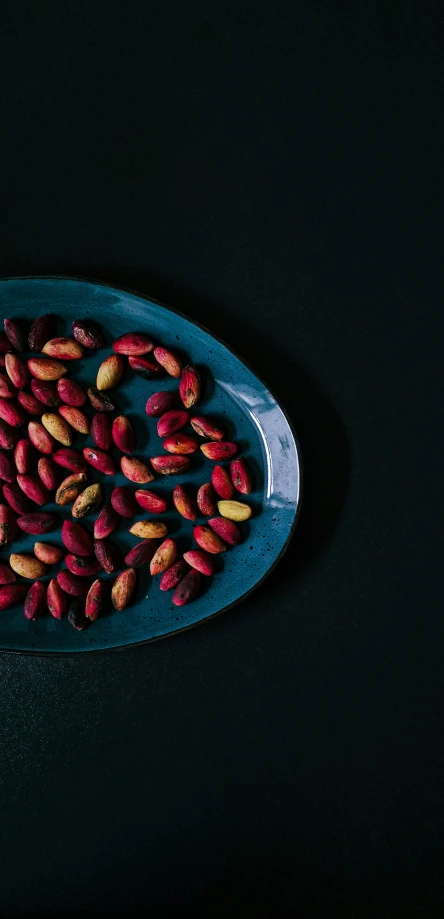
[0,277,301,654]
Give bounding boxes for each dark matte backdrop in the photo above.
[0,2,442,916]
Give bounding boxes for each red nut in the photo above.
[94,539,122,574]
[153,347,182,378]
[197,482,218,516]
[113,332,155,355]
[2,483,32,515]
[72,319,104,350]
[0,584,28,609]
[58,405,90,434]
[159,559,188,591]
[4,318,25,351]
[24,580,47,620]
[0,332,12,354]
[208,516,241,546]
[120,456,154,484]
[5,353,29,389]
[149,538,178,576]
[57,378,87,406]
[193,525,227,554]
[172,485,198,521]
[85,579,107,621]
[61,519,94,557]
[17,391,44,415]
[83,447,116,476]
[57,570,92,596]
[200,441,237,460]
[17,512,59,534]
[28,421,55,455]
[134,489,168,514]
[0,371,17,398]
[42,337,84,360]
[47,578,68,618]
[157,409,189,438]
[179,365,201,408]
[94,504,118,540]
[65,554,102,577]
[0,397,25,428]
[162,433,199,454]
[149,455,191,476]
[124,540,157,568]
[34,543,65,565]
[0,452,16,482]
[28,314,57,352]
[0,562,17,585]
[145,391,180,417]
[52,447,88,473]
[182,549,215,576]
[38,456,61,490]
[17,474,50,506]
[190,415,225,440]
[112,415,135,454]
[90,412,112,450]
[31,378,62,407]
[111,486,137,518]
[211,465,234,499]
[230,458,253,494]
[128,355,163,378]
[172,569,201,606]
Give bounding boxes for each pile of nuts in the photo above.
[0,315,254,630]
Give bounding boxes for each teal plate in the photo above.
[0,278,301,654]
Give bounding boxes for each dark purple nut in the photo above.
[72,319,104,350]
[87,386,115,412]
[65,554,102,577]
[111,486,138,518]
[0,452,16,482]
[24,580,47,621]
[28,314,57,352]
[0,332,12,354]
[172,568,201,606]
[4,318,25,351]
[124,540,157,568]
[67,596,88,629]
[0,371,17,398]
[159,559,188,591]
[31,378,63,407]
[57,570,92,597]
[17,512,59,535]
[94,539,122,574]
[0,418,20,450]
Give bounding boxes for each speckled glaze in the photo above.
[0,278,301,653]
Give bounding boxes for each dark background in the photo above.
[0,2,442,916]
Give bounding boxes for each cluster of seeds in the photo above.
[0,316,254,630]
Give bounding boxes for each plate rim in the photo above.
[0,274,303,656]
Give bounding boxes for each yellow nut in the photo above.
[96,354,125,391]
[41,412,73,446]
[217,500,252,522]
[129,520,168,539]
[72,483,102,518]
[9,553,48,579]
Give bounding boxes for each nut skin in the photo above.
[31,379,62,407]
[111,568,137,610]
[0,397,25,427]
[24,580,47,620]
[129,520,168,539]
[5,353,29,389]
[149,455,191,476]
[0,332,12,354]
[0,419,19,450]
[211,466,234,499]
[111,486,137,518]
[18,391,44,415]
[85,579,107,621]
[65,554,102,577]
[208,517,241,546]
[193,525,226,554]
[162,433,199,454]
[94,504,118,540]
[52,448,88,473]
[4,318,25,351]
[230,458,253,494]
[55,473,88,506]
[90,413,112,450]
[96,354,125,391]
[0,584,28,609]
[34,543,65,565]
[17,513,59,534]
[38,456,61,490]
[182,549,215,576]
[217,500,252,522]
[28,421,56,455]
[153,347,182,378]
[58,405,90,434]
[72,319,104,350]
[172,569,201,606]
[2,483,32,515]
[200,441,237,461]
[0,562,17,585]
[134,489,168,514]
[157,410,189,438]
[17,474,50,506]
[190,416,225,441]
[179,365,201,409]
[47,578,68,618]
[94,539,122,574]
[172,485,198,521]
[28,314,57,352]
[42,337,84,360]
[61,519,94,557]
[67,597,88,629]
[0,452,16,482]
[149,538,178,576]
[41,413,73,446]
[57,378,87,406]
[128,355,163,379]
[57,570,92,597]
[83,447,116,476]
[145,391,180,417]
[27,358,67,381]
[197,482,218,516]
[72,484,102,518]
[120,456,154,484]
[113,332,155,355]
[124,540,157,568]
[87,386,115,412]
[159,559,188,591]
[9,553,48,579]
[112,416,135,454]
[0,372,17,399]
[0,504,19,546]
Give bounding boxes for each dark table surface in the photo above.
[0,2,442,916]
